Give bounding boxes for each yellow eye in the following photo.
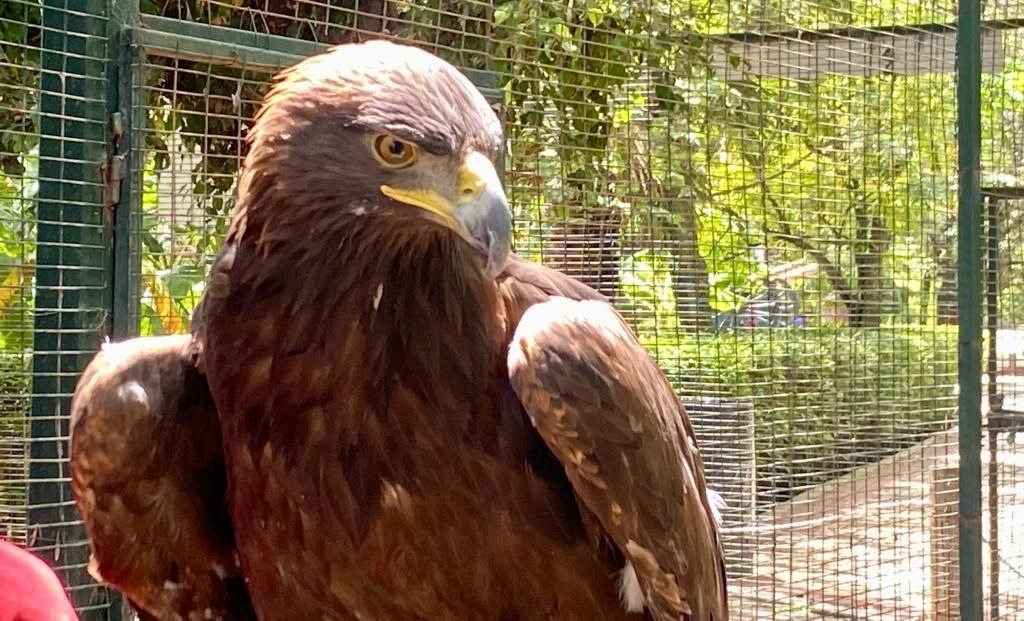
[373,135,418,168]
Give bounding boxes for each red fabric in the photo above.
[0,539,78,621]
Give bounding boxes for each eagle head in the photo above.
[238,40,511,276]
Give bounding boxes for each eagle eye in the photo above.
[373,135,418,169]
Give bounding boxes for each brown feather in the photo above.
[69,335,255,620]
[191,39,724,621]
[506,298,729,621]
[201,196,640,618]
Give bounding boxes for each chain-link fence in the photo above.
[0,0,1019,619]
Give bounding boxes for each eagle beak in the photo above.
[454,152,512,277]
[380,152,511,277]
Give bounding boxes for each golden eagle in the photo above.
[69,41,728,621]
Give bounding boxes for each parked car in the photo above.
[713,280,805,331]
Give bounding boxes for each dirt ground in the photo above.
[722,379,1024,620]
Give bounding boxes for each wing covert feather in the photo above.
[69,334,255,620]
[506,297,728,621]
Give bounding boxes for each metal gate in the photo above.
[977,188,1024,620]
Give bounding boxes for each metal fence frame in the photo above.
[16,0,992,619]
[958,2,983,619]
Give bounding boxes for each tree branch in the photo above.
[712,155,854,308]
[709,149,817,199]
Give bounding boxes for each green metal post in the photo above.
[956,1,983,619]
[109,1,141,341]
[31,0,113,617]
[96,1,142,615]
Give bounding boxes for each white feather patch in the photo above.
[372,283,384,310]
[618,561,646,613]
[211,562,227,579]
[706,487,727,527]
[115,381,149,411]
[512,297,631,346]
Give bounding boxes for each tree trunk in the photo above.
[934,230,958,325]
[936,266,958,324]
[847,209,891,327]
[544,19,623,302]
[663,198,712,331]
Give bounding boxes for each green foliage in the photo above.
[0,3,41,351]
[981,31,1024,326]
[0,152,36,351]
[618,249,679,334]
[0,352,30,514]
[697,68,960,326]
[0,0,40,179]
[137,150,224,336]
[0,352,29,430]
[615,247,959,501]
[645,325,958,501]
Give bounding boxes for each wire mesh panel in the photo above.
[122,1,969,618]
[977,6,1024,618]
[980,192,1024,621]
[129,54,273,336]
[0,0,39,550]
[0,0,119,618]
[690,16,962,620]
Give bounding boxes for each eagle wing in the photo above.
[69,334,255,620]
[506,296,728,621]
